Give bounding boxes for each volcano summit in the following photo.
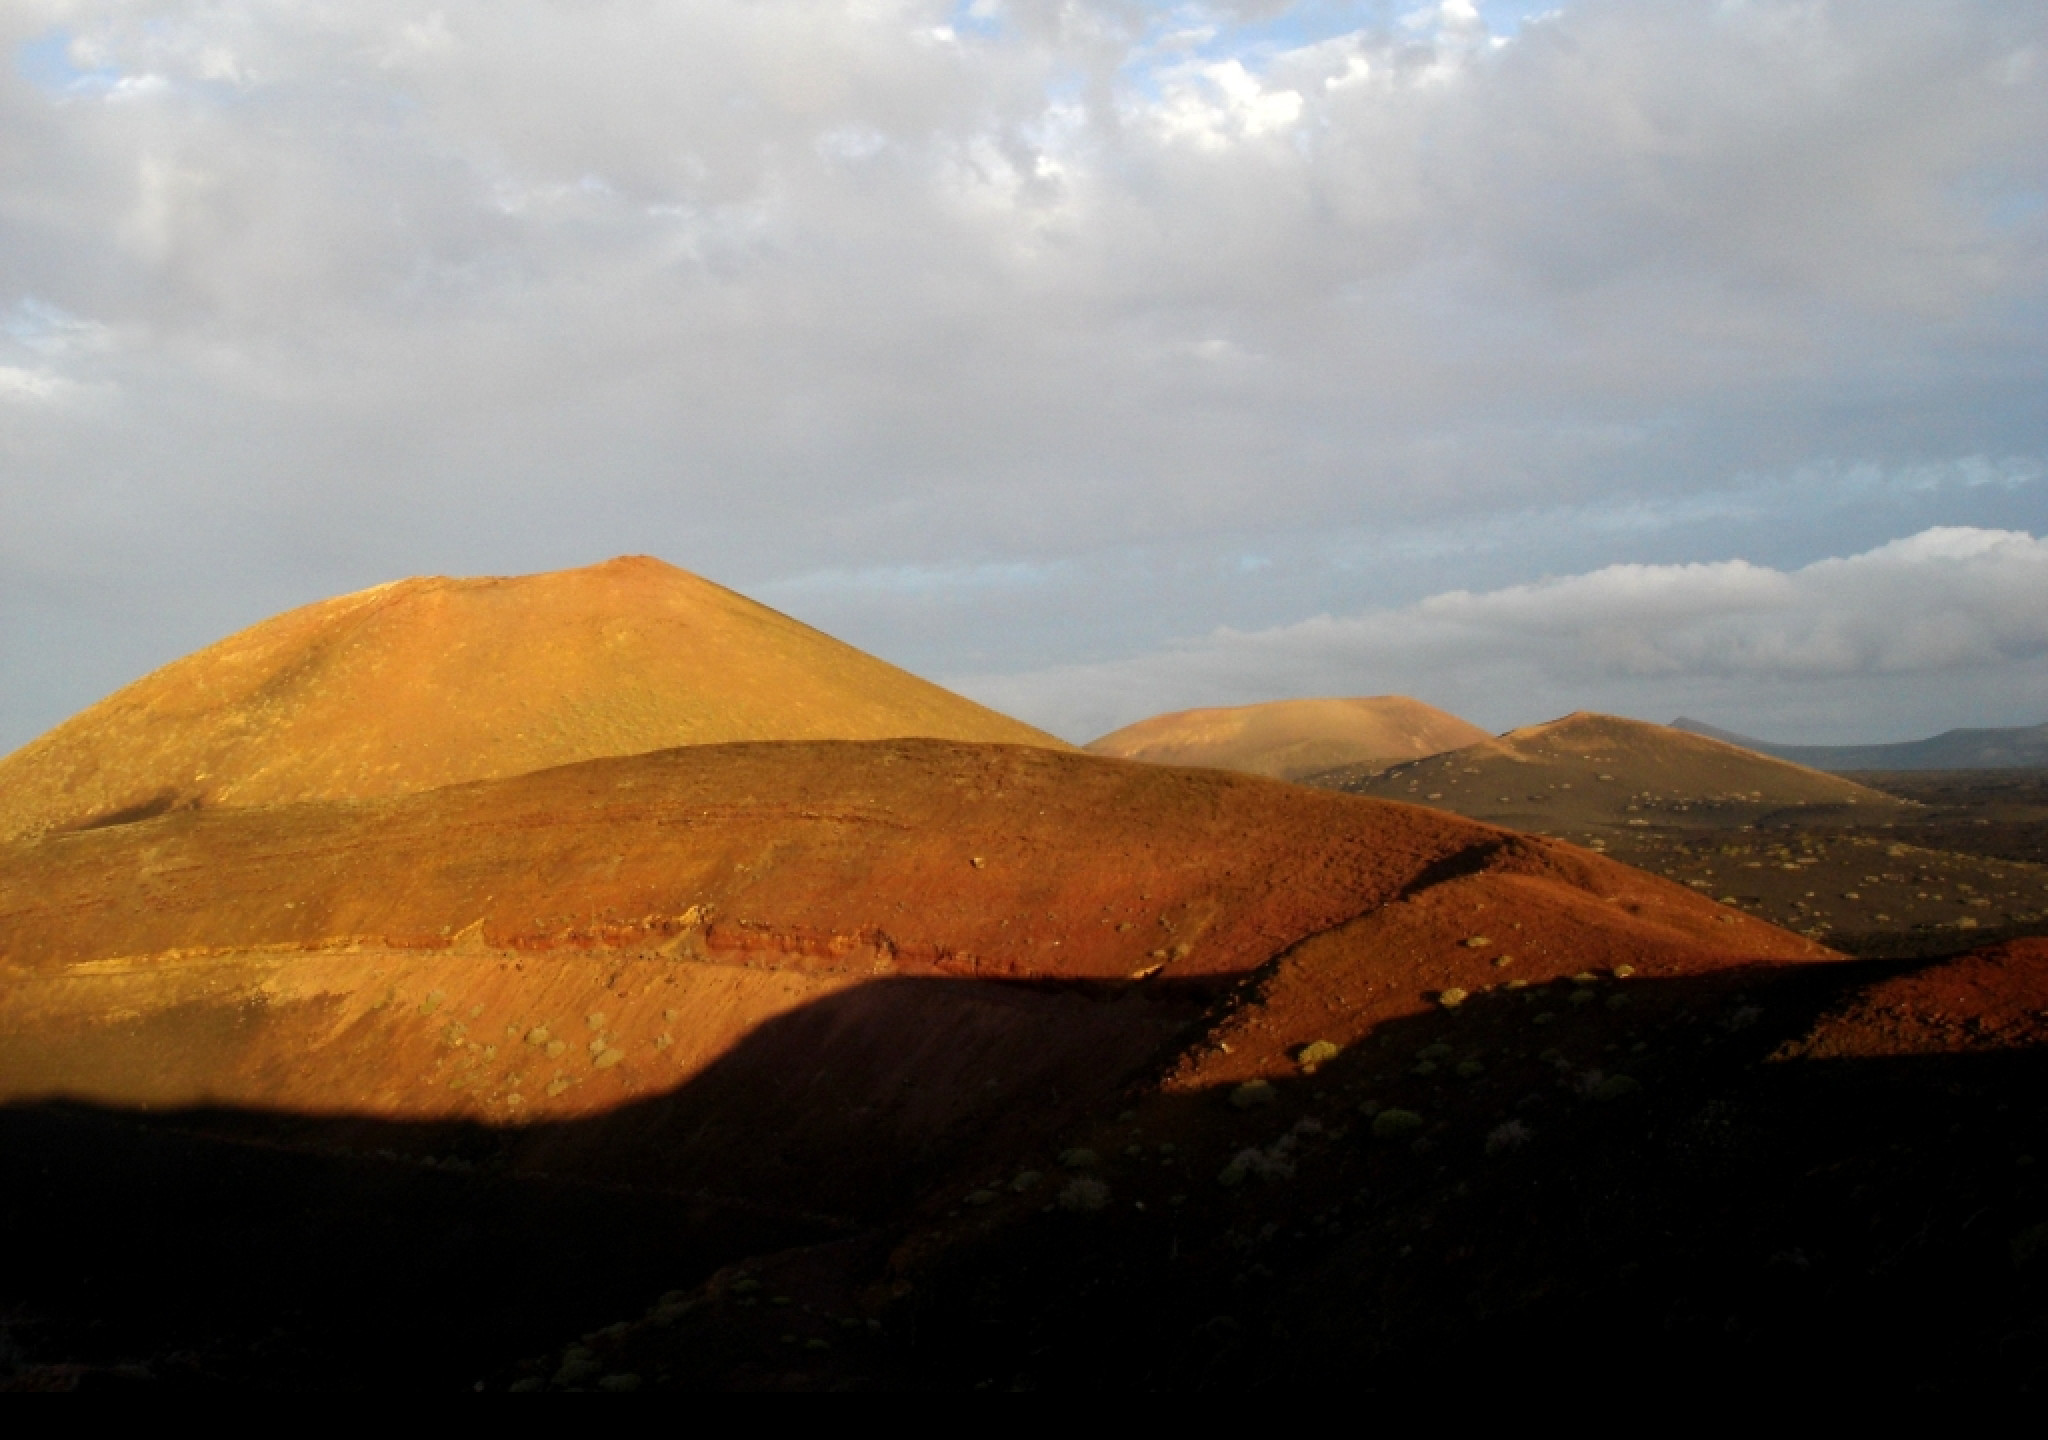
[0,556,1062,844]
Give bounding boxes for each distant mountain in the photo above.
[1086,696,1490,782]
[1672,717,2048,772]
[1317,711,1908,832]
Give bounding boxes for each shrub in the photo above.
[1297,1040,1341,1073]
[1217,1137,1299,1187]
[1229,1080,1277,1110]
[552,1346,600,1387]
[1058,1176,1111,1212]
[1589,1073,1640,1101]
[1484,1119,1533,1156]
[1372,1108,1425,1140]
[2010,1221,2048,1268]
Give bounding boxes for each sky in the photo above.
[2,0,2045,750]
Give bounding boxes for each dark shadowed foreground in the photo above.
[4,946,2046,1392]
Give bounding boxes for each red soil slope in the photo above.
[1087,696,1489,782]
[0,556,1064,844]
[0,740,1826,1219]
[1787,937,2048,1058]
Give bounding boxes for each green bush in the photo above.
[1058,1176,1111,1212]
[1297,1040,1341,1072]
[1229,1080,1277,1110]
[2009,1221,2048,1268]
[1371,1108,1425,1140]
[1589,1074,1640,1101]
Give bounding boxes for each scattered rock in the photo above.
[1438,988,1469,1009]
[1059,1148,1101,1170]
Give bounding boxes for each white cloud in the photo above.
[0,364,78,404]
[958,528,2048,742]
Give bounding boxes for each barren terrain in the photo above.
[3,592,2045,1393]
[1317,718,2048,959]
[1087,696,1489,782]
[0,736,1838,1387]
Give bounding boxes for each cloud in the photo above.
[957,527,2048,742]
[0,2,2044,751]
[0,363,78,404]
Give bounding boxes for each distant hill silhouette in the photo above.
[1317,711,1908,832]
[1086,696,1489,782]
[0,556,1064,843]
[1673,717,2048,772]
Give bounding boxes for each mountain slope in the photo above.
[0,738,1827,1212]
[0,556,1064,842]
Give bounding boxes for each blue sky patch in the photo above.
[14,29,120,96]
